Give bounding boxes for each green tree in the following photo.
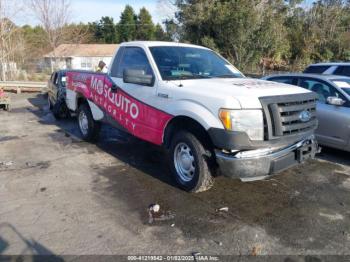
[21,25,50,72]
[99,16,118,43]
[176,0,281,70]
[88,17,118,44]
[154,23,168,40]
[136,7,155,40]
[163,18,180,41]
[88,22,103,43]
[118,5,137,42]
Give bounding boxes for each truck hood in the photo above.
[172,78,311,108]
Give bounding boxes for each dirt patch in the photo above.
[91,137,350,251]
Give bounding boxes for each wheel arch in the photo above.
[76,96,104,121]
[163,115,214,150]
[66,89,86,112]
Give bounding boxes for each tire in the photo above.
[52,99,69,119]
[169,130,214,193]
[77,103,101,142]
[48,95,53,110]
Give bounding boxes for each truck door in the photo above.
[110,46,156,102]
[108,46,172,145]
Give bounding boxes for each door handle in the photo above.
[111,83,118,93]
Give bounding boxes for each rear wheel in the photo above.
[52,99,69,119]
[169,130,214,193]
[77,103,101,142]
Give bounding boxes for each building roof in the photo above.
[44,44,118,58]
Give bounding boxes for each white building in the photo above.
[43,44,118,72]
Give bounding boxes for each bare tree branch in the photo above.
[30,0,71,50]
[0,0,25,81]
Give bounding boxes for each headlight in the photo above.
[219,109,264,141]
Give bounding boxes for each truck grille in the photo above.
[260,93,317,140]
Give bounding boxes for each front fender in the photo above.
[167,100,223,130]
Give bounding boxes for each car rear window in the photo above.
[303,65,330,74]
[268,77,295,85]
[334,66,350,77]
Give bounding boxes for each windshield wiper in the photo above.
[167,74,212,80]
[188,74,212,79]
[213,74,240,78]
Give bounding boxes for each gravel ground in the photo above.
[0,93,350,260]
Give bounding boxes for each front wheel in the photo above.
[169,130,214,193]
[77,103,101,142]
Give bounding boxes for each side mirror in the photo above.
[327,96,345,106]
[123,69,154,86]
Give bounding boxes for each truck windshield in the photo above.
[149,46,243,80]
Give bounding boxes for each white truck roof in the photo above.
[119,41,209,50]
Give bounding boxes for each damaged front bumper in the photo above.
[215,135,319,181]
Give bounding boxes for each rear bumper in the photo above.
[215,135,319,181]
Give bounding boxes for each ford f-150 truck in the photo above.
[63,41,319,192]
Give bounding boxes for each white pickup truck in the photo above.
[61,41,319,192]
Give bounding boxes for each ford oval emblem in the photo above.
[299,110,311,122]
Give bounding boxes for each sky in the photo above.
[14,0,172,26]
[14,0,315,27]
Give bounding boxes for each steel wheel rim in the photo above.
[174,142,196,182]
[78,111,89,136]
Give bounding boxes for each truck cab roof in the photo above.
[119,41,210,50]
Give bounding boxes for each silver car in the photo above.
[263,73,350,152]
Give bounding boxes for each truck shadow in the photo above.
[0,223,63,260]
[317,146,350,166]
[26,94,177,187]
[26,94,350,253]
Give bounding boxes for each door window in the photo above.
[298,78,347,104]
[53,73,58,85]
[268,77,297,85]
[81,58,93,70]
[114,47,153,79]
[110,47,125,78]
